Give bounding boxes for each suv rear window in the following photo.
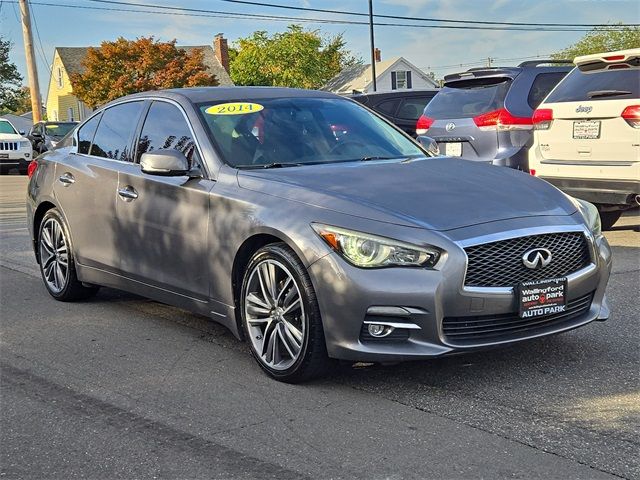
[424,78,511,119]
[545,68,640,103]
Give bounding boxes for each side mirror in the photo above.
[416,135,440,156]
[19,130,26,135]
[140,150,190,176]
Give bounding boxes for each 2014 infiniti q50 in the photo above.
[26,87,612,382]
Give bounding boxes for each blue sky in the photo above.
[1,0,638,96]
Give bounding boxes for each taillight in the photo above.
[416,115,434,135]
[532,108,554,130]
[603,54,625,61]
[27,160,38,178]
[473,108,532,131]
[621,105,640,128]
[529,169,536,176]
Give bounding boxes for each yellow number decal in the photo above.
[205,102,264,115]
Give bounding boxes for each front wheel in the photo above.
[240,243,331,383]
[38,209,99,301]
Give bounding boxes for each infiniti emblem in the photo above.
[522,248,552,269]
[445,122,456,132]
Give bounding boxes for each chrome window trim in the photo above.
[71,96,210,178]
[456,225,596,295]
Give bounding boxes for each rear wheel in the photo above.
[38,209,99,301]
[598,210,622,231]
[240,243,331,383]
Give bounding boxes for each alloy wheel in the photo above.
[39,217,69,294]
[244,259,305,370]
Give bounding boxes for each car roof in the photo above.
[107,86,341,107]
[444,62,573,84]
[351,89,439,98]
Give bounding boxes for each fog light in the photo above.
[367,324,394,338]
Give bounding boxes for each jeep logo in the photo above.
[576,105,593,114]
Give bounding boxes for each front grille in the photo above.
[442,292,594,346]
[0,142,19,151]
[464,232,591,288]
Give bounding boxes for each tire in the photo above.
[599,210,622,231]
[37,208,99,301]
[240,243,332,383]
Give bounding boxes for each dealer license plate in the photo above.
[443,142,462,157]
[573,120,600,139]
[518,277,567,319]
[0,153,8,159]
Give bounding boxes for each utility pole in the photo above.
[18,0,42,122]
[368,0,377,92]
[486,57,494,68]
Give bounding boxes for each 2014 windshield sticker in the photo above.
[205,103,264,115]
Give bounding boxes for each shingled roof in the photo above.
[56,44,233,86]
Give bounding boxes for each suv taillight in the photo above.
[532,108,554,130]
[416,115,434,135]
[621,105,640,128]
[473,108,532,131]
[27,160,38,178]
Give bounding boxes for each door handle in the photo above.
[58,173,75,186]
[117,186,138,201]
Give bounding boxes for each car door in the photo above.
[54,101,144,273]
[116,99,214,301]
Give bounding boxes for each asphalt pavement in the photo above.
[1,174,638,479]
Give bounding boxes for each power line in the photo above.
[28,0,51,70]
[179,0,638,28]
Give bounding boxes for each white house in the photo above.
[323,52,438,95]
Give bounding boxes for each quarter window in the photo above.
[136,101,199,166]
[527,72,568,109]
[90,102,143,161]
[76,114,101,155]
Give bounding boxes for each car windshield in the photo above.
[544,67,640,103]
[45,123,76,138]
[197,97,425,168]
[424,78,511,119]
[0,121,17,134]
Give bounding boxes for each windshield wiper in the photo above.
[587,89,632,99]
[359,156,397,162]
[236,162,305,169]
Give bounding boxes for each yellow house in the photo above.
[46,36,233,122]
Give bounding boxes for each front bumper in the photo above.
[309,225,612,362]
[0,152,32,170]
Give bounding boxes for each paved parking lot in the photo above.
[1,174,638,479]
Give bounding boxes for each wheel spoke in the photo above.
[260,263,277,303]
[44,260,55,282]
[278,325,297,359]
[282,318,303,345]
[41,226,54,253]
[275,276,293,305]
[283,298,301,315]
[257,266,273,307]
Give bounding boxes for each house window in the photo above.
[391,70,413,90]
[68,107,75,121]
[57,67,64,88]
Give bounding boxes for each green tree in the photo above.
[230,25,360,89]
[0,37,23,113]
[553,25,640,60]
[72,37,218,108]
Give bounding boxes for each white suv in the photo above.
[0,119,34,175]
[529,48,639,230]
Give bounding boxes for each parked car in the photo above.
[529,49,640,230]
[27,87,611,383]
[28,121,78,154]
[351,89,439,136]
[416,60,573,170]
[0,119,33,174]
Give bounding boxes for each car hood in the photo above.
[0,133,25,141]
[237,157,578,231]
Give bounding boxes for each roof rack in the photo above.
[517,59,573,67]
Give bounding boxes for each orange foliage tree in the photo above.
[71,37,218,108]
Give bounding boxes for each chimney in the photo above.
[214,33,229,74]
[374,48,381,62]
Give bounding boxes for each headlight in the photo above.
[20,141,31,149]
[574,198,601,236]
[311,223,442,268]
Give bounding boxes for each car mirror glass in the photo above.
[140,150,190,176]
[416,135,440,156]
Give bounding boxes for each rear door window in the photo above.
[90,101,143,161]
[136,101,200,167]
[527,72,569,109]
[424,78,511,118]
[545,68,640,103]
[374,99,401,116]
[396,97,434,120]
[76,114,101,155]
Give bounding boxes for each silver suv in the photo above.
[417,61,572,171]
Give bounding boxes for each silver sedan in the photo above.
[26,87,611,382]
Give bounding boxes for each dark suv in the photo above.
[351,89,439,136]
[417,61,572,170]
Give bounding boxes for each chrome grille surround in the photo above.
[462,229,593,289]
[0,142,19,151]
